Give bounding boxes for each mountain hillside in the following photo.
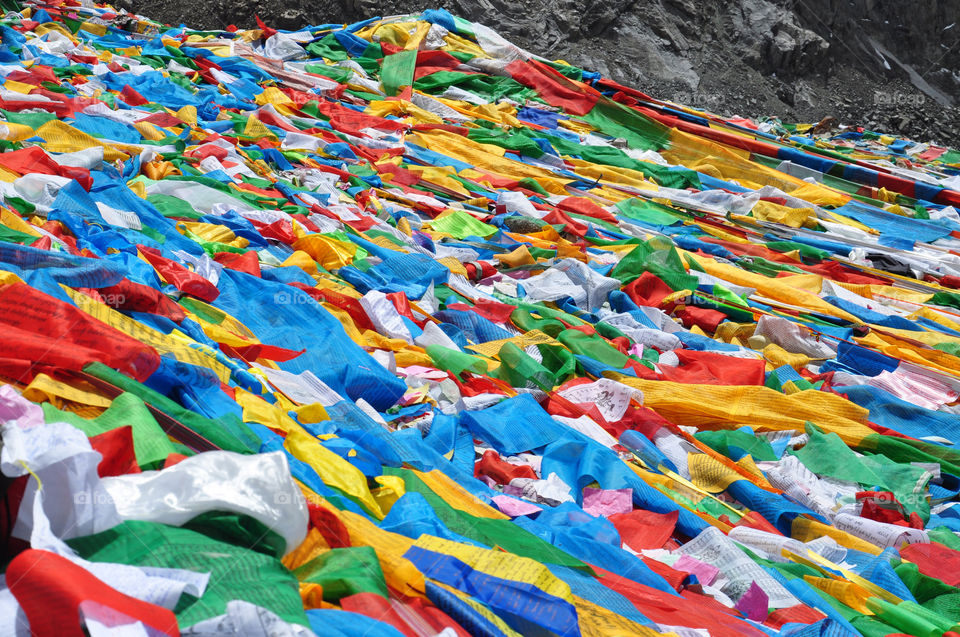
[136,0,960,142]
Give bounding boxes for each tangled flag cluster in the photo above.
[4,1,960,636]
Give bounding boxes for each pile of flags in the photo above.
[1,2,960,636]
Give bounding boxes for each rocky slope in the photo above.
[132,0,960,143]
